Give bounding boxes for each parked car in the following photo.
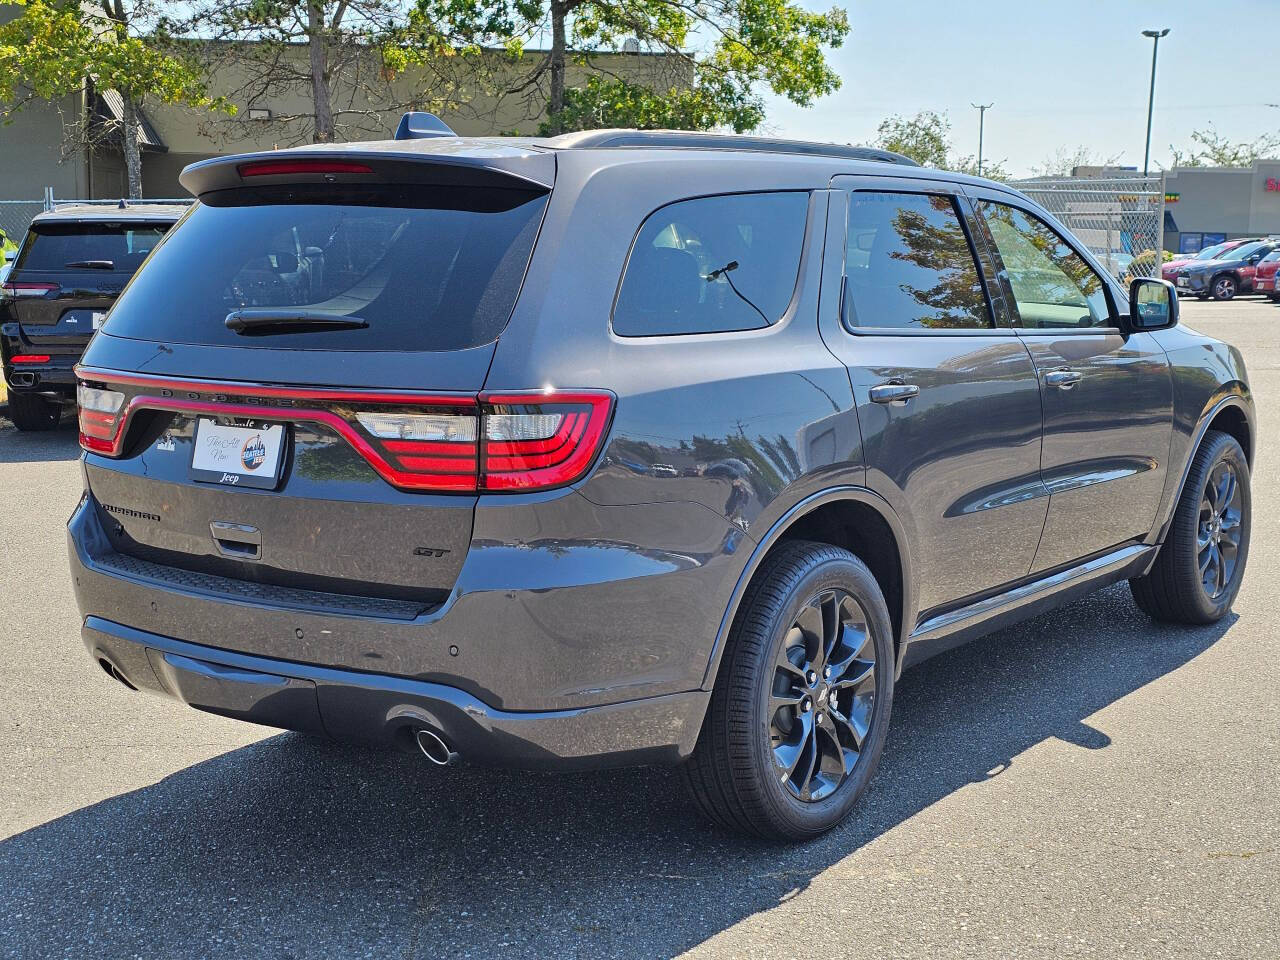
[1160,238,1258,285]
[1172,239,1278,300]
[1,203,184,430]
[1254,249,1280,300]
[69,121,1254,841]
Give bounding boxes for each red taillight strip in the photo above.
[74,370,616,494]
[79,395,477,491]
[11,354,52,364]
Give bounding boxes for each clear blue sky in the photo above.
[761,0,1280,176]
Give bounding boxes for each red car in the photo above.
[1162,238,1260,283]
[1255,250,1280,300]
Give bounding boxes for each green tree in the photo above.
[0,0,231,197]
[1167,125,1280,169]
[873,109,1008,180]
[179,0,447,146]
[413,0,850,135]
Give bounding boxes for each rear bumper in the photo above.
[82,616,706,768]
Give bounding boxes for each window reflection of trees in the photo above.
[885,196,991,329]
[980,203,1106,320]
[846,193,991,330]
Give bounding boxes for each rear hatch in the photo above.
[77,149,557,610]
[2,219,170,362]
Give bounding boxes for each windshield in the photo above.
[1192,242,1233,260]
[103,184,548,352]
[1226,242,1266,261]
[15,222,170,274]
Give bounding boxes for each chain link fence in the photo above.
[1009,176,1166,281]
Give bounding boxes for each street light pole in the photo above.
[971,102,993,177]
[1142,28,1170,176]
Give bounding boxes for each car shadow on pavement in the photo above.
[0,584,1234,959]
[0,418,81,463]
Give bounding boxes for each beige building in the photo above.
[0,37,681,202]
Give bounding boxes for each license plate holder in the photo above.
[190,418,288,490]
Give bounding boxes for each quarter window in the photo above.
[612,192,809,336]
[842,192,992,330]
[978,202,1111,329]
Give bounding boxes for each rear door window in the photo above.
[612,192,809,336]
[842,191,993,330]
[16,222,170,275]
[103,184,548,352]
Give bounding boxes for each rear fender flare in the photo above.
[699,485,914,691]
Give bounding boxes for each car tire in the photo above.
[1130,430,1250,624]
[682,540,894,841]
[1210,274,1237,301]
[6,391,61,431]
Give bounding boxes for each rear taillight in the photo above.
[74,369,615,494]
[10,354,51,364]
[352,407,480,491]
[76,383,126,453]
[350,392,614,491]
[1,281,58,298]
[480,393,614,490]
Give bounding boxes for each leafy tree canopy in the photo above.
[873,109,1009,181]
[411,0,850,134]
[1168,125,1280,169]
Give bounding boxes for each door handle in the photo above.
[1044,369,1082,390]
[869,381,920,405]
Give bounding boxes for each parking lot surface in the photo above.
[1,298,1276,959]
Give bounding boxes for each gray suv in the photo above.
[69,122,1254,840]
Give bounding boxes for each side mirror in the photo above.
[1128,277,1178,332]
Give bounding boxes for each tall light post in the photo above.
[972,102,993,177]
[1142,28,1170,176]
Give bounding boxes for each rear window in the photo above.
[612,192,809,336]
[103,184,548,352]
[15,222,169,274]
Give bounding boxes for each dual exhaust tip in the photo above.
[414,727,459,766]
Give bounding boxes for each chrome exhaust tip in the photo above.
[415,727,459,766]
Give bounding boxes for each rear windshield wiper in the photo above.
[225,309,369,334]
[64,260,115,270]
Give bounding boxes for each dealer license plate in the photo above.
[190,418,287,489]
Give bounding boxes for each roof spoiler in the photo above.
[395,112,456,140]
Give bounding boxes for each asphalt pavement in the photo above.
[0,298,1276,959]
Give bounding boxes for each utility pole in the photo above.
[1142,29,1170,176]
[971,102,993,177]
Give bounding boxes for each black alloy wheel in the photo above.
[770,588,877,802]
[1131,430,1250,623]
[683,540,894,840]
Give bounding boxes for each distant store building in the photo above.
[1071,161,1280,254]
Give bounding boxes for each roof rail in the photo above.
[544,129,919,166]
[394,112,457,140]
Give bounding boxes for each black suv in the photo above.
[2,203,183,430]
[68,122,1254,840]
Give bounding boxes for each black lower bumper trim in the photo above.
[83,616,708,770]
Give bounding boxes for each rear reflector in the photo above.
[74,369,615,494]
[10,354,51,364]
[237,159,374,178]
[1,282,59,298]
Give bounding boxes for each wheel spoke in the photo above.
[797,726,819,797]
[832,660,874,691]
[829,704,866,752]
[1198,545,1214,576]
